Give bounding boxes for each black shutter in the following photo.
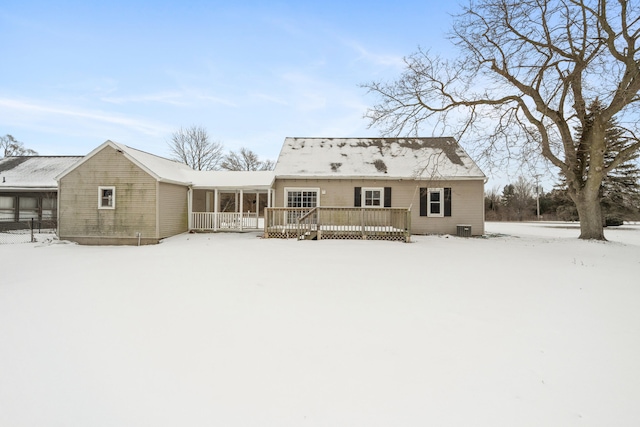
[419,188,427,216]
[384,187,392,207]
[444,187,452,217]
[354,187,362,207]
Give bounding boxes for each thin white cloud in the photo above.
[101,90,237,108]
[0,97,171,136]
[343,40,405,68]
[248,92,289,106]
[101,91,189,106]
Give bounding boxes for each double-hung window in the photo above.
[428,188,444,217]
[362,187,383,207]
[420,187,452,217]
[98,186,116,209]
[354,187,392,207]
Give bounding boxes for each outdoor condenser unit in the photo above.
[456,224,472,237]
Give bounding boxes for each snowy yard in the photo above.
[1,222,639,427]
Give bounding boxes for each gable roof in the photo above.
[0,156,84,191]
[274,137,486,180]
[57,140,195,185]
[56,140,275,189]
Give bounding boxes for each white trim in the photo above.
[98,186,116,209]
[427,188,444,217]
[362,187,384,207]
[284,187,320,208]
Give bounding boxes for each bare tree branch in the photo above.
[362,0,640,239]
[1,134,38,157]
[220,147,274,171]
[167,125,224,171]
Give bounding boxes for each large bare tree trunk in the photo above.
[571,188,605,240]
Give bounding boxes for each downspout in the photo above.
[56,180,61,239]
[155,181,160,240]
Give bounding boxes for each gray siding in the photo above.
[58,145,158,243]
[158,182,188,238]
[273,178,485,235]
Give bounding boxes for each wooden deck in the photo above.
[264,207,411,242]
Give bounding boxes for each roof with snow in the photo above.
[274,137,486,180]
[190,171,274,190]
[56,140,196,185]
[57,140,274,189]
[0,156,84,191]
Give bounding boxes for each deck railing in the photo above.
[191,212,260,231]
[264,207,411,242]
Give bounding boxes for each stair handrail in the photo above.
[296,207,318,240]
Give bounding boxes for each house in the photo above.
[56,137,485,245]
[57,140,274,245]
[0,156,83,231]
[267,137,486,239]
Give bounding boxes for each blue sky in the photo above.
[1,1,458,159]
[4,0,549,190]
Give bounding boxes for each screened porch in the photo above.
[188,171,274,232]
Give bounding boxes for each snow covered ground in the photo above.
[1,222,639,427]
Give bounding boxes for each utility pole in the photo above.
[534,175,541,220]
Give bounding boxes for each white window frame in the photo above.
[427,188,444,217]
[362,187,384,207]
[98,186,116,209]
[284,187,320,208]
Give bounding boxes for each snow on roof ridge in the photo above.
[275,136,485,179]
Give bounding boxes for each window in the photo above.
[420,187,452,217]
[354,187,392,207]
[286,189,318,208]
[42,197,56,220]
[99,186,115,209]
[18,197,38,220]
[285,188,319,224]
[0,196,15,221]
[428,188,444,217]
[362,187,383,207]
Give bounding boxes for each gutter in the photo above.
[274,175,488,181]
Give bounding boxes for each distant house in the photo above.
[0,156,83,230]
[56,137,485,245]
[269,137,486,237]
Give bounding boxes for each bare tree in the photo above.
[362,0,640,240]
[1,134,38,157]
[220,147,274,171]
[167,125,224,171]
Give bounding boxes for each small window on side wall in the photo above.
[99,186,115,209]
[420,187,452,217]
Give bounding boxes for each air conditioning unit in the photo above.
[456,224,472,237]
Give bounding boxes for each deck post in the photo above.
[214,189,219,231]
[187,188,193,230]
[256,192,260,229]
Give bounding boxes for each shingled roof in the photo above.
[0,156,84,190]
[273,137,485,180]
